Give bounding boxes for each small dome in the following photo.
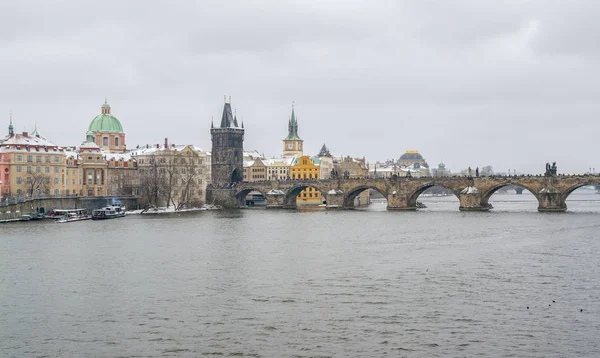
[438,162,446,169]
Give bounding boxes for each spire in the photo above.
[8,111,14,136]
[318,143,331,157]
[211,116,214,129]
[220,100,235,128]
[101,99,111,114]
[31,122,40,137]
[284,102,301,141]
[233,109,239,127]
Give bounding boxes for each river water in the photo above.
[1,191,600,357]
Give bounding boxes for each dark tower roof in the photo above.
[318,143,331,157]
[220,102,238,128]
[284,104,301,141]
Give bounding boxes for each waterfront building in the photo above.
[316,144,334,180]
[290,155,322,205]
[243,158,267,182]
[0,128,67,197]
[338,155,370,206]
[282,104,303,157]
[88,100,127,153]
[79,132,108,196]
[265,157,294,181]
[106,152,139,196]
[133,139,209,207]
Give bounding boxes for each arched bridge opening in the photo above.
[235,188,268,208]
[563,184,600,212]
[408,184,460,211]
[283,184,325,209]
[343,186,387,210]
[483,183,539,212]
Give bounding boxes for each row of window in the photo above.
[15,155,62,163]
[15,177,61,184]
[100,137,120,147]
[15,166,61,174]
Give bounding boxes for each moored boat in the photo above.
[92,205,126,220]
[54,209,92,223]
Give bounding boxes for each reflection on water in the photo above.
[1,192,599,357]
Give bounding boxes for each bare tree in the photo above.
[25,170,53,196]
[175,152,201,209]
[138,155,164,208]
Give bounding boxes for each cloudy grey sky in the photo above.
[1,0,599,174]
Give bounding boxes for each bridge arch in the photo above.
[481,182,540,207]
[283,183,326,209]
[407,183,460,209]
[561,182,600,203]
[343,185,387,208]
[235,187,268,207]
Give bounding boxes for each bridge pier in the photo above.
[206,188,238,209]
[325,190,344,209]
[537,188,567,212]
[386,193,417,211]
[458,186,490,212]
[265,190,285,209]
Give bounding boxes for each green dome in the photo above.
[88,102,124,133]
[88,114,123,133]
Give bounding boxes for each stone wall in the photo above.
[0,196,137,220]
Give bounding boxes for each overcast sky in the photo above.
[1,1,599,174]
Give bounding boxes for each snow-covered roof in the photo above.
[0,132,60,149]
[105,152,135,161]
[264,157,295,166]
[129,144,205,156]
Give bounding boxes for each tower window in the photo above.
[103,137,108,146]
[115,137,119,147]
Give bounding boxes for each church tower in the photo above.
[283,103,303,156]
[210,97,244,185]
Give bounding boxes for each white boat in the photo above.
[92,205,126,220]
[54,209,91,223]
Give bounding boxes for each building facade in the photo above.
[290,155,322,205]
[134,140,209,207]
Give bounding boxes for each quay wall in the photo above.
[0,196,138,221]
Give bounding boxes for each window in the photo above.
[54,167,59,173]
[54,189,59,196]
[45,167,50,173]
[103,137,108,146]
[36,166,41,173]
[115,137,119,147]
[45,156,50,162]
[17,166,22,173]
[54,178,59,184]
[54,156,59,162]
[27,155,32,162]
[16,177,22,184]
[36,155,42,162]
[17,155,22,161]
[26,166,31,172]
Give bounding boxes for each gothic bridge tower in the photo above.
[210,98,244,186]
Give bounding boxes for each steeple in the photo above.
[8,111,14,137]
[318,143,331,157]
[31,122,40,137]
[233,109,239,127]
[219,98,237,128]
[284,102,301,140]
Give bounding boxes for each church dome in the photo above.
[88,101,124,133]
[399,151,424,161]
[438,162,446,169]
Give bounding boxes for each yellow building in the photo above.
[290,155,322,205]
[0,128,67,198]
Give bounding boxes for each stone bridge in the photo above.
[207,175,600,212]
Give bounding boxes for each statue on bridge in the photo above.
[468,167,472,177]
[475,167,479,177]
[545,162,558,177]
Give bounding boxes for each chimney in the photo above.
[164,137,168,149]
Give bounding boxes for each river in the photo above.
[1,190,600,357]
